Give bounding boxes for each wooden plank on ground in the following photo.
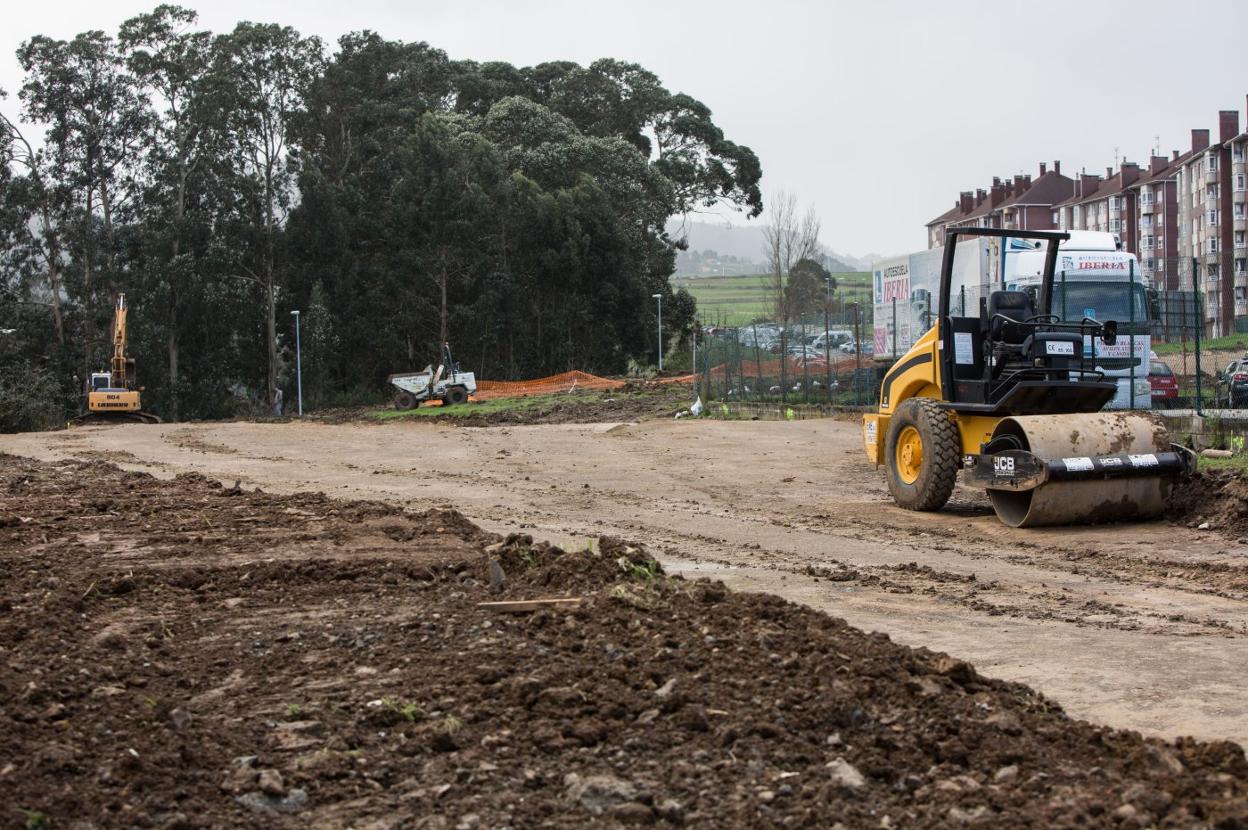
[477,598,582,613]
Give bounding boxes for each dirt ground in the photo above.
[3,455,1247,829]
[3,415,1248,757]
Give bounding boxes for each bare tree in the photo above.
[761,191,821,325]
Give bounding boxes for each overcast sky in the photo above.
[3,0,1247,256]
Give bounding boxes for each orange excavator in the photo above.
[79,294,160,424]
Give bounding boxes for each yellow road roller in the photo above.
[863,228,1193,527]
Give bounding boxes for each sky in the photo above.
[3,0,1248,257]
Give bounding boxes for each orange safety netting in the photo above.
[472,370,626,401]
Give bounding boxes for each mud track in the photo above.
[4,418,1248,748]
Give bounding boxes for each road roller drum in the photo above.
[966,412,1195,527]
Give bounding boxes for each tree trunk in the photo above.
[167,169,189,422]
[439,263,449,347]
[168,297,179,421]
[267,277,277,408]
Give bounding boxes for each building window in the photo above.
[1208,155,1218,172]
[1157,259,1165,271]
[1210,238,1219,254]
[1237,231,1246,247]
[1237,258,1247,275]
[1237,174,1246,191]
[1236,203,1246,219]
[1210,209,1219,226]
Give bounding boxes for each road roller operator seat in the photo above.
[985,290,1083,370]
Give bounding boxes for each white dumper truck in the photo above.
[388,343,477,409]
[871,231,1153,409]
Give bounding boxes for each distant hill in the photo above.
[666,219,872,276]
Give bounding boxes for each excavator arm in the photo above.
[111,294,129,389]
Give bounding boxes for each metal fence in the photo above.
[690,255,1248,414]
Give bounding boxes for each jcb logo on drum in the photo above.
[993,456,1014,475]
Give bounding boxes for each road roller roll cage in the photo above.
[937,228,1121,416]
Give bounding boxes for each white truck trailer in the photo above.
[871,231,1152,409]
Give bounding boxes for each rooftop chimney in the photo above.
[1106,167,1113,179]
[1172,149,1179,161]
[1149,155,1168,175]
[959,191,973,213]
[1039,162,1047,176]
[1219,110,1240,143]
[975,188,986,207]
[1079,173,1100,198]
[1120,162,1140,188]
[1053,160,1062,176]
[1192,128,1210,153]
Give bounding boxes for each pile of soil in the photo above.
[1168,468,1248,536]
[2,454,1247,828]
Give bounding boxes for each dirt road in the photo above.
[5,417,1248,746]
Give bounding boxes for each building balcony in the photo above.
[1140,201,1155,215]
[1237,217,1247,232]
[1206,167,1220,184]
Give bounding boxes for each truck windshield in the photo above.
[1051,280,1149,324]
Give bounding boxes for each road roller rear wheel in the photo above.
[885,397,960,511]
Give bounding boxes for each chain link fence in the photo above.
[688,256,1248,418]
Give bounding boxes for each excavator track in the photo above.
[72,411,162,427]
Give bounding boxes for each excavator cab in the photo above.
[863,228,1192,527]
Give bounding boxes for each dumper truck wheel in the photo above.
[443,386,469,406]
[394,391,417,410]
[884,397,960,511]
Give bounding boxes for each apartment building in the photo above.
[1230,123,1248,320]
[925,162,1072,247]
[1051,163,1142,261]
[1176,112,1242,336]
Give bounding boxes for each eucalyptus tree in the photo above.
[120,4,227,420]
[0,89,66,348]
[17,29,152,360]
[212,21,323,407]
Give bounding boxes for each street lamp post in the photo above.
[651,293,663,371]
[824,277,833,401]
[290,310,303,417]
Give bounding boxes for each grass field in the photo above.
[1153,334,1248,357]
[671,272,872,326]
[370,393,566,419]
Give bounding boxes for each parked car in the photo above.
[1218,357,1248,408]
[1148,359,1177,402]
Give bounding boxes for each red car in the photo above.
[1149,359,1178,401]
